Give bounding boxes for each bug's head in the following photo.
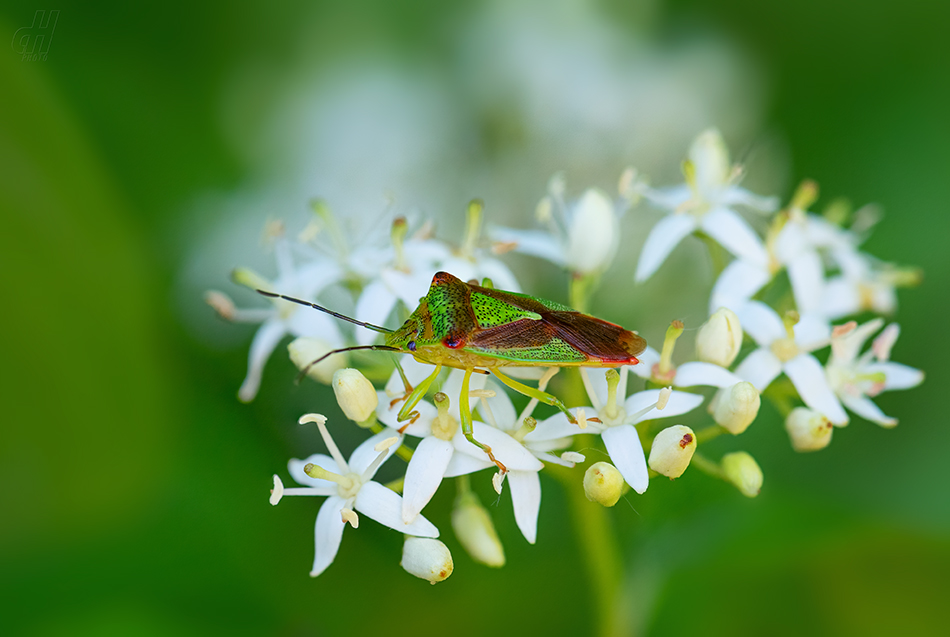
[384,300,431,353]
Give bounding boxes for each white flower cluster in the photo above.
[214,129,922,582]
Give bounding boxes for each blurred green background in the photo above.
[2,0,948,635]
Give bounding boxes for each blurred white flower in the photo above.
[819,251,920,320]
[271,415,437,577]
[734,301,848,425]
[491,179,622,275]
[212,237,344,401]
[826,320,924,426]
[635,129,778,283]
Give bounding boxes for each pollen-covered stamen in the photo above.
[361,447,394,483]
[576,408,588,430]
[300,414,350,474]
[561,451,585,464]
[431,392,459,441]
[374,436,400,452]
[654,320,684,382]
[512,416,537,443]
[491,471,505,495]
[231,267,273,295]
[628,386,672,422]
[391,217,409,272]
[340,508,359,528]
[269,475,284,505]
[831,321,858,340]
[771,311,801,362]
[303,462,354,490]
[469,389,497,399]
[460,200,484,260]
[601,369,622,421]
[873,324,900,361]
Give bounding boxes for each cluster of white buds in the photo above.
[212,129,922,580]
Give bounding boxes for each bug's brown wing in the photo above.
[467,312,645,364]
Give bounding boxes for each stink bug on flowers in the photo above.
[259,272,647,472]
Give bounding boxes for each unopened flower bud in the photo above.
[567,188,618,275]
[288,337,347,384]
[332,368,378,423]
[451,492,504,567]
[696,308,742,368]
[400,537,454,584]
[721,452,762,498]
[583,462,624,507]
[712,382,761,434]
[648,425,696,479]
[785,407,833,452]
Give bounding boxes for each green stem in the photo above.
[694,424,726,444]
[690,451,724,479]
[549,439,630,637]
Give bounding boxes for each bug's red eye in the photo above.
[442,336,464,349]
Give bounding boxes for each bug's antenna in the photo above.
[296,345,402,383]
[257,290,393,334]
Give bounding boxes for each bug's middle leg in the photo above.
[491,367,578,424]
[459,367,507,473]
[395,363,442,429]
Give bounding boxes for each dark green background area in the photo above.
[1,1,947,635]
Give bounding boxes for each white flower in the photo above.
[375,361,542,531]
[629,322,743,390]
[400,537,454,584]
[785,407,834,451]
[721,451,762,497]
[355,205,520,346]
[583,462,624,507]
[526,367,703,494]
[491,179,623,275]
[695,308,743,368]
[734,301,848,425]
[214,237,345,402]
[648,425,696,478]
[634,129,778,283]
[270,414,438,577]
[826,319,924,426]
[819,251,920,320]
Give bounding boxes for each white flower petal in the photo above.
[383,268,434,311]
[354,279,399,346]
[721,186,779,213]
[690,128,730,196]
[735,348,783,391]
[819,277,861,320]
[642,183,692,210]
[508,470,541,544]
[700,208,768,267]
[443,452,493,478]
[840,394,897,427]
[567,188,619,274]
[524,411,592,443]
[479,381,517,431]
[349,429,401,477]
[603,424,649,494]
[675,362,741,388]
[354,481,439,537]
[490,226,566,267]
[710,259,771,314]
[310,495,347,577]
[630,347,661,379]
[786,251,825,315]
[737,300,785,346]
[868,362,925,391]
[452,422,543,471]
[238,319,287,402]
[624,389,704,424]
[289,454,341,489]
[402,437,454,523]
[634,214,698,283]
[794,314,832,352]
[785,354,848,425]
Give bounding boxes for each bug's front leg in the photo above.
[459,367,507,473]
[491,367,580,424]
[395,363,442,430]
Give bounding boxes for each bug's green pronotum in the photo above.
[260,271,647,472]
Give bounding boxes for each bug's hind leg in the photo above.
[459,367,507,473]
[491,367,579,424]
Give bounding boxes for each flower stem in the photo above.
[549,439,630,637]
